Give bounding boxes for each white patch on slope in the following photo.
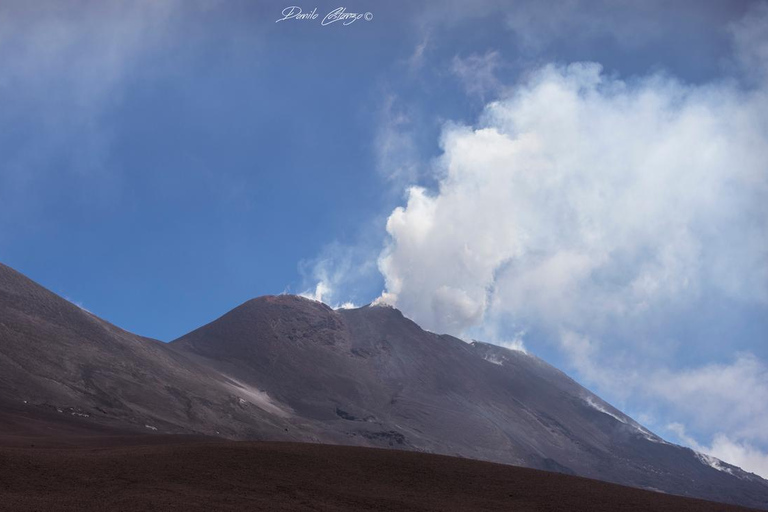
[482,354,504,365]
[225,377,292,419]
[584,396,627,423]
[695,451,737,476]
[584,395,668,444]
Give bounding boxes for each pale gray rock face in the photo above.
[1,262,767,509]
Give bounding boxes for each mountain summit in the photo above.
[1,263,767,509]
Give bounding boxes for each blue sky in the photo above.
[1,0,767,477]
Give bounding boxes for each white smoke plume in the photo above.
[378,62,768,337]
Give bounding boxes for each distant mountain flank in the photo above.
[0,262,766,509]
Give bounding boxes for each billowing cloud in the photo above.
[378,61,768,336]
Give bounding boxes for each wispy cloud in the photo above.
[729,1,768,83]
[668,423,768,479]
[450,51,505,101]
[374,94,423,187]
[297,238,381,309]
[0,0,207,219]
[407,34,431,72]
[652,355,768,445]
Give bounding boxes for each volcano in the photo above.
[1,262,767,510]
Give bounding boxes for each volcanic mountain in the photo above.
[1,261,767,509]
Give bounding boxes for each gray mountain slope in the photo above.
[1,262,767,509]
[0,263,295,439]
[172,297,768,507]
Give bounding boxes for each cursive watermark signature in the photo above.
[276,6,373,26]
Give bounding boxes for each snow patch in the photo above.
[145,424,158,431]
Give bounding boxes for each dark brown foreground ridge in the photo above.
[0,438,760,512]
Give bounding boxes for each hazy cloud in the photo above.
[0,0,217,221]
[450,51,505,100]
[407,34,431,72]
[652,355,768,445]
[729,1,768,83]
[298,239,381,310]
[668,422,768,478]
[375,95,423,187]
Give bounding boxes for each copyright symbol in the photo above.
[364,12,373,21]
